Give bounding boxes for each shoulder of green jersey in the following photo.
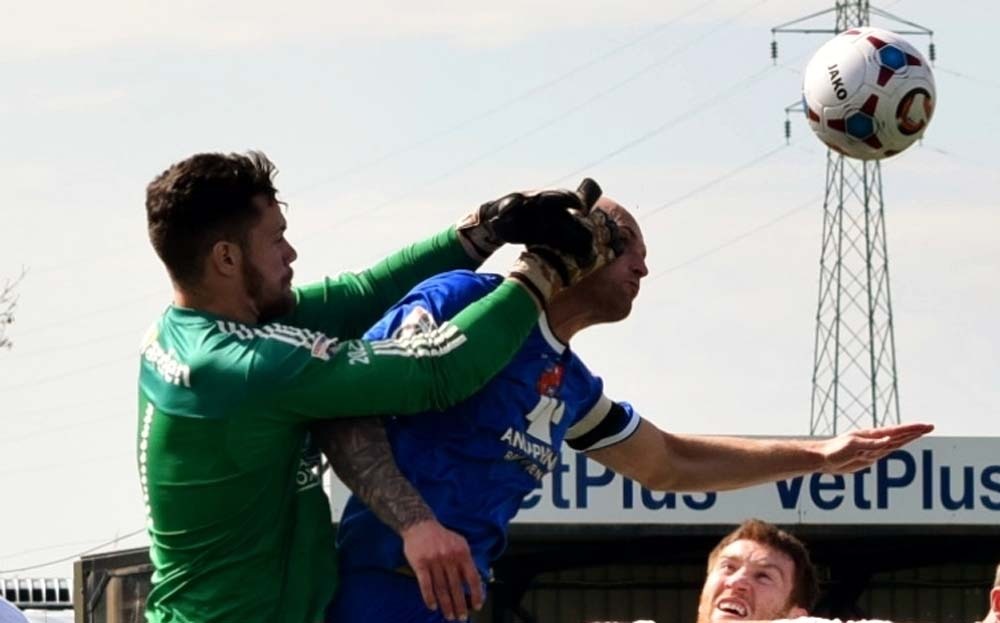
[141,335,192,388]
[139,319,159,351]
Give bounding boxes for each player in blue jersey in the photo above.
[322,198,933,623]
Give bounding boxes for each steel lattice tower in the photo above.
[772,2,934,434]
[810,151,898,434]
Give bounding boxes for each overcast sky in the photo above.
[1,0,997,581]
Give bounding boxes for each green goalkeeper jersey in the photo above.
[137,228,537,623]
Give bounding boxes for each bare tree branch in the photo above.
[1,268,27,351]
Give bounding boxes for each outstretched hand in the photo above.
[456,177,610,263]
[819,422,934,473]
[401,518,483,621]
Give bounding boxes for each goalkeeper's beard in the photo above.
[243,258,294,324]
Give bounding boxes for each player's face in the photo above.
[242,196,298,323]
[697,540,803,623]
[577,203,648,322]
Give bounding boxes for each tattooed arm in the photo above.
[317,416,432,531]
[313,417,484,620]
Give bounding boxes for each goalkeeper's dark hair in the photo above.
[706,519,819,611]
[146,151,280,287]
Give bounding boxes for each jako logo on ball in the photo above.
[803,27,936,160]
[827,65,848,100]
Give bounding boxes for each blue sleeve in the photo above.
[561,355,641,452]
[363,270,504,341]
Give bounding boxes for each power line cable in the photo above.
[14,288,164,338]
[9,326,138,360]
[919,141,992,170]
[640,143,788,221]
[546,35,832,186]
[23,0,728,274]
[0,451,132,482]
[545,41,821,187]
[353,137,798,273]
[17,0,742,287]
[1,539,113,561]
[24,2,724,280]
[297,0,774,241]
[546,63,779,187]
[0,397,118,418]
[0,353,133,393]
[0,528,146,574]
[935,65,1000,90]
[288,0,724,199]
[23,1,773,297]
[30,241,147,278]
[0,412,124,449]
[647,194,819,280]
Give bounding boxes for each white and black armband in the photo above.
[565,395,640,452]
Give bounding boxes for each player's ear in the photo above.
[990,586,999,616]
[787,605,808,619]
[209,240,242,278]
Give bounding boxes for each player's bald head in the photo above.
[551,193,648,327]
[594,197,641,242]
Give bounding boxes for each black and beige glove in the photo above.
[456,178,605,263]
[508,206,623,307]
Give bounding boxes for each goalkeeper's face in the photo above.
[241,197,298,323]
[577,201,648,323]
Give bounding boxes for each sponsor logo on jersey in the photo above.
[141,338,192,388]
[296,434,323,492]
[502,449,549,482]
[536,362,564,397]
[347,341,370,365]
[500,427,560,478]
[499,362,568,480]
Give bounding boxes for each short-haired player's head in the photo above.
[696,519,818,623]
[560,197,648,325]
[146,151,298,322]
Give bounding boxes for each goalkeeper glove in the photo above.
[456,178,604,262]
[507,206,623,308]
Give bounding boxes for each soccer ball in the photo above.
[802,27,936,160]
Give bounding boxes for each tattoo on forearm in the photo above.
[316,417,434,533]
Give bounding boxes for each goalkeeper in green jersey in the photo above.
[138,151,621,623]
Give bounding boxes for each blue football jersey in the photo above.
[336,270,640,579]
